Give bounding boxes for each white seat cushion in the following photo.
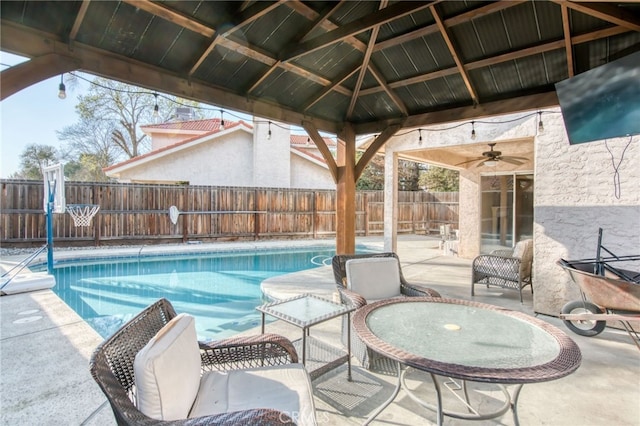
[189,364,317,426]
[134,313,201,420]
[345,257,401,301]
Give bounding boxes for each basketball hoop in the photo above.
[66,204,100,227]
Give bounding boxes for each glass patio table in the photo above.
[257,293,355,380]
[353,297,582,425]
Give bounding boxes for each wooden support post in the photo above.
[336,124,357,254]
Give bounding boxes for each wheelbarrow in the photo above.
[557,230,640,350]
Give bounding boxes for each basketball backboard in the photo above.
[43,163,66,213]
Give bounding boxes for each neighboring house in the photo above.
[104,118,337,190]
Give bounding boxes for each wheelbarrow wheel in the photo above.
[561,300,606,337]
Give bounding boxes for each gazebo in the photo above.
[2,1,639,313]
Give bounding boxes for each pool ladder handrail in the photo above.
[0,244,48,291]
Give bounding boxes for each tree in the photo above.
[357,152,421,190]
[419,166,459,192]
[58,77,207,178]
[15,144,59,180]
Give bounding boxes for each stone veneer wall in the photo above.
[533,111,640,315]
[383,108,640,315]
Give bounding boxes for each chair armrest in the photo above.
[472,254,521,281]
[490,249,514,257]
[199,333,298,371]
[337,285,367,309]
[401,282,441,298]
[177,408,295,425]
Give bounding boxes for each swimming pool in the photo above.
[36,246,372,341]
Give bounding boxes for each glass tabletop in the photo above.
[353,298,582,383]
[257,294,354,328]
[366,301,560,369]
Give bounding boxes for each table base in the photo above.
[364,362,524,426]
[293,336,350,381]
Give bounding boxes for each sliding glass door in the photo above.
[480,173,533,253]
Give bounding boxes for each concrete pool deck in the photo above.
[1,235,639,425]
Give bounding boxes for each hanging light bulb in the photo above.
[220,110,225,130]
[58,74,66,99]
[538,111,544,133]
[267,121,272,140]
[470,121,476,140]
[153,93,159,118]
[418,129,423,145]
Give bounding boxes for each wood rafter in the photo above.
[303,66,360,112]
[68,0,91,41]
[189,1,283,77]
[368,63,408,117]
[430,4,478,105]
[0,21,340,134]
[359,24,630,98]
[561,5,575,78]
[374,0,526,52]
[347,0,388,120]
[557,1,640,32]
[279,1,432,62]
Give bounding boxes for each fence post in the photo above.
[312,191,317,239]
[93,184,101,246]
[182,186,188,243]
[364,192,369,236]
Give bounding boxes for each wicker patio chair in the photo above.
[471,239,534,303]
[332,252,441,371]
[90,298,315,425]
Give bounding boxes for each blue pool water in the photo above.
[37,247,370,341]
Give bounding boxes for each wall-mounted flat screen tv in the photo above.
[555,50,640,145]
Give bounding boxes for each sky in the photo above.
[1,52,83,178]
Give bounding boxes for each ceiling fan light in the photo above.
[483,160,498,167]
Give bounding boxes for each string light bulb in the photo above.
[220,110,225,130]
[418,129,423,145]
[538,112,544,133]
[58,74,66,99]
[153,93,159,118]
[471,121,476,140]
[267,121,272,140]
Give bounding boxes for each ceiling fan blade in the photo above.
[500,157,524,165]
[454,157,484,166]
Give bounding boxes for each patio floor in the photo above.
[1,235,638,425]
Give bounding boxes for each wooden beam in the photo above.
[430,4,478,105]
[122,0,215,38]
[374,0,526,52]
[562,5,575,78]
[69,0,91,41]
[368,64,409,117]
[557,1,640,32]
[354,91,559,134]
[347,24,381,119]
[280,1,432,61]
[355,123,403,180]
[336,123,357,254]
[303,66,360,111]
[0,21,340,134]
[302,121,338,183]
[360,25,630,98]
[0,53,80,100]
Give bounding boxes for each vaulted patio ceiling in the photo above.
[2,1,640,137]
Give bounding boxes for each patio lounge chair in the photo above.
[90,298,316,425]
[471,238,534,303]
[332,252,441,371]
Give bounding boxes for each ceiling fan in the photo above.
[456,143,528,167]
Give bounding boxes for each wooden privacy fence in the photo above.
[0,180,458,247]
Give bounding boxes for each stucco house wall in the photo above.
[290,153,335,190]
[105,119,335,189]
[382,108,639,315]
[106,130,254,186]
